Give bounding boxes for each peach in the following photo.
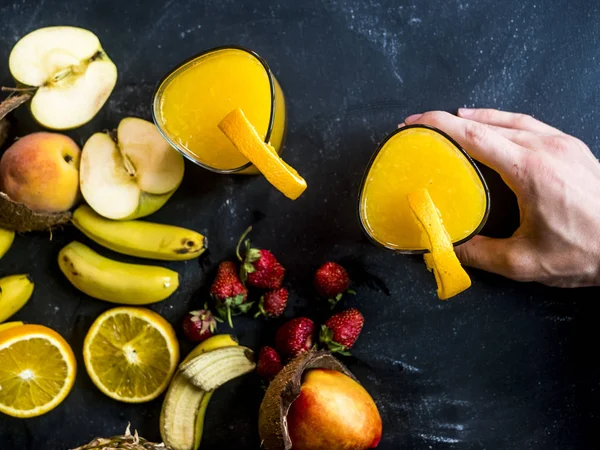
[0,132,81,213]
[287,369,382,450]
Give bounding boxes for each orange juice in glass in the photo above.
[359,125,490,253]
[153,46,286,173]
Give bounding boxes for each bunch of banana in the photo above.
[160,334,256,450]
[0,275,34,323]
[59,205,207,305]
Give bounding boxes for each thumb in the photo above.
[455,235,536,282]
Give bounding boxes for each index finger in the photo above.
[405,111,524,183]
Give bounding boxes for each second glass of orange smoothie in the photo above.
[153,46,286,174]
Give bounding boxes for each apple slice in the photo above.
[80,117,184,220]
[8,26,117,130]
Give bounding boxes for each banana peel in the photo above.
[179,346,255,391]
[407,188,471,299]
[160,335,250,450]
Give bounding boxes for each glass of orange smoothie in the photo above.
[359,125,490,253]
[152,46,286,174]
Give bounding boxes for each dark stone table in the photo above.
[1,0,599,449]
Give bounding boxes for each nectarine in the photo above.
[0,132,81,213]
[287,369,382,450]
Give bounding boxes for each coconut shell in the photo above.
[0,192,71,232]
[258,351,356,450]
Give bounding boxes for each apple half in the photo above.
[8,26,117,130]
[80,117,184,220]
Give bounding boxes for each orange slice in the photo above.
[0,324,76,418]
[407,188,471,300]
[218,108,307,200]
[83,307,179,403]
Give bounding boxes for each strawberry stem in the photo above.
[236,226,253,262]
[227,306,233,328]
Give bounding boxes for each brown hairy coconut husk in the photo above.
[71,424,171,450]
[258,350,356,450]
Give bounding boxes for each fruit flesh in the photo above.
[9,26,117,130]
[80,117,184,220]
[0,132,81,213]
[83,307,179,403]
[287,369,382,450]
[0,324,76,418]
[156,47,286,171]
[360,127,487,251]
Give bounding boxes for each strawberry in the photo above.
[256,346,283,381]
[236,226,285,289]
[255,287,288,319]
[275,317,315,358]
[182,310,216,342]
[314,262,353,308]
[320,308,364,355]
[211,261,251,327]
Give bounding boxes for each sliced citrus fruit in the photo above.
[83,306,179,403]
[407,188,471,300]
[218,108,307,200]
[0,321,24,334]
[0,324,76,418]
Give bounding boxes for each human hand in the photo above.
[404,109,600,288]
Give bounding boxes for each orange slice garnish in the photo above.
[407,188,471,300]
[218,108,307,200]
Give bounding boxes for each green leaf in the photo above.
[237,301,254,314]
[347,289,356,295]
[247,248,261,263]
[244,262,256,274]
[319,325,333,344]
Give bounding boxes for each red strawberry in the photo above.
[320,308,364,355]
[256,346,283,381]
[255,287,288,319]
[210,261,251,327]
[314,262,353,307]
[276,317,315,358]
[182,310,216,342]
[236,226,285,289]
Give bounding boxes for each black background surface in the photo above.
[1,0,599,449]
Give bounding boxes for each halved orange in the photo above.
[219,108,307,200]
[83,307,179,403]
[0,324,76,418]
[407,188,471,299]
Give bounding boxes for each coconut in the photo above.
[71,424,171,450]
[0,92,73,232]
[258,350,356,450]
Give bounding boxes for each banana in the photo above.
[58,241,179,305]
[161,335,239,450]
[179,346,256,391]
[0,228,15,259]
[72,205,207,261]
[0,275,34,323]
[0,321,24,334]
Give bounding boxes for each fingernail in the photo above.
[405,113,423,123]
[397,122,405,128]
[458,108,474,117]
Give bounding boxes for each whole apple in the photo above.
[287,369,382,450]
[0,132,81,213]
